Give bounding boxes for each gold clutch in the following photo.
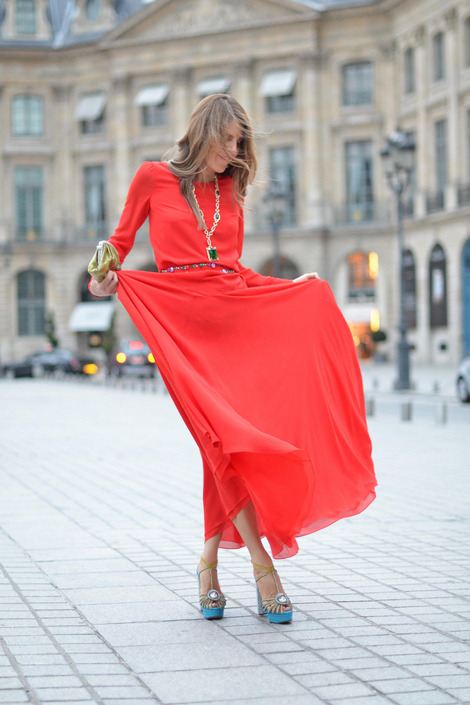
[88,241,122,283]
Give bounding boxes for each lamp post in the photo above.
[380,128,416,390]
[264,182,287,277]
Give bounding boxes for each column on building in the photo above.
[414,25,427,218]
[171,67,192,142]
[111,75,132,216]
[233,59,254,116]
[299,53,322,228]
[0,85,5,245]
[445,8,458,210]
[52,85,73,243]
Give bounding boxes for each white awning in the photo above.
[135,84,169,107]
[342,304,375,324]
[260,69,297,97]
[69,302,115,332]
[75,93,107,122]
[197,76,231,96]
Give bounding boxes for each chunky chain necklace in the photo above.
[191,174,220,261]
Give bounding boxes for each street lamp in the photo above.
[264,182,287,277]
[380,128,416,390]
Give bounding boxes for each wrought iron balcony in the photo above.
[426,190,445,214]
[458,184,470,207]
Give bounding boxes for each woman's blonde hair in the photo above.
[166,94,257,228]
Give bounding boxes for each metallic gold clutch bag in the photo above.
[88,241,122,283]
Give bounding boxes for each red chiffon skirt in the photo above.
[117,269,376,559]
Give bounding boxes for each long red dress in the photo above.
[109,161,376,559]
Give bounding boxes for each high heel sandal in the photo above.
[252,561,293,624]
[196,556,226,620]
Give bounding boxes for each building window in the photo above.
[268,146,297,226]
[15,0,36,35]
[342,62,373,106]
[260,69,297,113]
[433,31,445,82]
[435,119,447,197]
[12,95,44,137]
[403,249,417,329]
[15,167,43,241]
[429,244,447,328]
[197,77,231,98]
[76,93,106,134]
[347,251,378,301]
[404,47,415,94]
[17,270,46,336]
[84,166,106,237]
[260,256,300,280]
[465,18,470,68]
[85,0,100,21]
[345,140,374,222]
[135,85,169,127]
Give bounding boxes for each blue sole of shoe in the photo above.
[265,609,293,623]
[201,607,224,620]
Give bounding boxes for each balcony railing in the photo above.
[458,184,470,207]
[332,201,392,226]
[426,190,445,214]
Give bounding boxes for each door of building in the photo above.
[463,239,470,354]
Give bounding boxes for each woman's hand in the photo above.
[293,272,320,283]
[89,270,119,297]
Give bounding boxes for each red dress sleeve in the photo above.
[108,161,155,265]
[235,208,292,287]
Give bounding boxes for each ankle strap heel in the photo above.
[197,556,226,620]
[251,561,293,624]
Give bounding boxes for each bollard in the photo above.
[365,398,375,417]
[400,401,412,421]
[435,402,448,425]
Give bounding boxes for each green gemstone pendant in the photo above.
[207,246,218,261]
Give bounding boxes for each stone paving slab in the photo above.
[1,377,470,705]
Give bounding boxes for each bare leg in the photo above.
[232,501,289,608]
[198,533,223,605]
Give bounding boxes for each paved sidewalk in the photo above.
[1,377,470,705]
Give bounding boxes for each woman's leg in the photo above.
[198,533,223,603]
[232,500,289,607]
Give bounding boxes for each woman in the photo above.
[89,94,376,624]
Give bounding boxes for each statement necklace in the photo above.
[192,174,220,261]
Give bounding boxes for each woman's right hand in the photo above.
[89,270,119,297]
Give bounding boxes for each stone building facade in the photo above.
[1,0,470,367]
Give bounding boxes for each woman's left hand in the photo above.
[293,272,320,283]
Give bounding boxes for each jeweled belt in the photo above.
[161,263,237,274]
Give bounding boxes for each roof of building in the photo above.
[0,0,382,49]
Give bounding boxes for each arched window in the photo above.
[429,244,447,328]
[403,249,417,329]
[260,256,300,280]
[15,0,36,35]
[17,270,46,336]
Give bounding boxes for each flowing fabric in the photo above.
[108,161,376,559]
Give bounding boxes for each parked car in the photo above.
[110,339,156,378]
[2,347,99,379]
[456,356,470,403]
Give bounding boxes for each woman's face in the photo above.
[203,119,243,180]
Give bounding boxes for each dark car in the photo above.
[2,347,98,379]
[110,339,156,378]
[456,356,470,403]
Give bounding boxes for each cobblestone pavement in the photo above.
[1,371,470,705]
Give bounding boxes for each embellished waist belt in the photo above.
[161,262,237,274]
